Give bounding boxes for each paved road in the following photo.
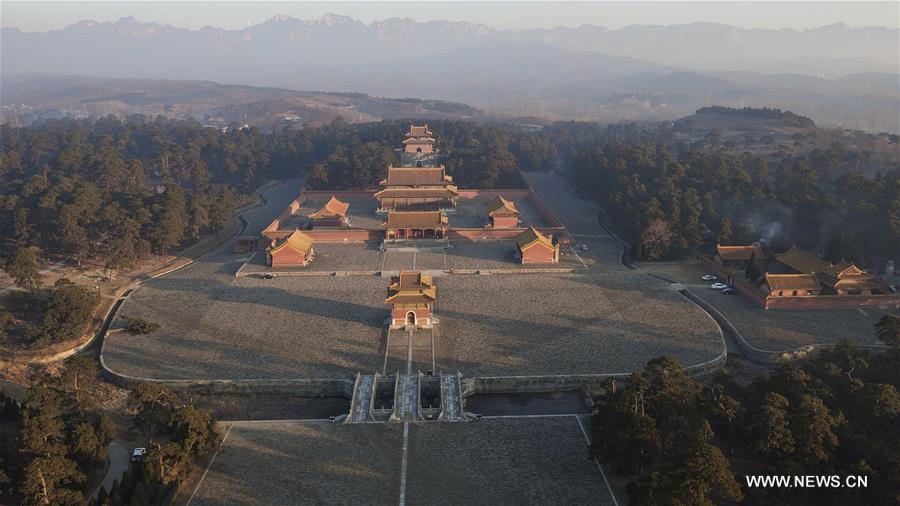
[92,441,129,498]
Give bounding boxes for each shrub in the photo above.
[122,316,160,335]
[38,284,99,345]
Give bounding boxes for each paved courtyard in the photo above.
[105,265,720,380]
[188,422,402,506]
[445,241,581,272]
[284,196,382,231]
[448,196,551,229]
[188,416,617,506]
[239,243,384,275]
[435,272,721,376]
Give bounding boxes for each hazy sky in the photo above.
[3,1,898,32]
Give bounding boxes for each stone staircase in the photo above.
[391,373,424,422]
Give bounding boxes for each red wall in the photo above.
[391,307,431,325]
[446,229,523,240]
[303,190,377,199]
[521,245,558,264]
[306,230,383,242]
[310,218,345,228]
[270,248,308,267]
[491,216,519,228]
[456,189,531,198]
[765,294,900,310]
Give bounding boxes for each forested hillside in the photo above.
[547,121,900,264]
[2,114,896,272]
[0,117,556,272]
[592,335,900,506]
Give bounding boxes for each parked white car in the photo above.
[701,274,717,281]
[710,282,728,290]
[131,447,146,462]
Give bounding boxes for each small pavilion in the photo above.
[385,271,437,328]
[515,227,560,264]
[486,196,520,228]
[383,211,448,240]
[308,196,350,228]
[267,229,315,267]
[402,125,436,155]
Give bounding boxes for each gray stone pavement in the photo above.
[405,416,616,506]
[188,417,617,506]
[449,197,551,229]
[188,422,402,506]
[106,269,720,380]
[284,196,382,231]
[106,271,388,380]
[434,272,721,377]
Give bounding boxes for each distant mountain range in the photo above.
[3,15,897,77]
[2,15,898,131]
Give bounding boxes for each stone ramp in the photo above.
[391,373,423,421]
[439,372,466,422]
[345,373,377,423]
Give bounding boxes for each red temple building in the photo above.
[385,271,437,328]
[309,196,350,228]
[774,247,884,295]
[713,244,769,270]
[762,273,822,298]
[267,229,315,267]
[374,166,458,211]
[515,227,560,264]
[402,125,436,155]
[486,196,520,228]
[384,211,448,240]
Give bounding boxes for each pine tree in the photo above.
[5,246,42,292]
[716,218,733,245]
[874,315,900,348]
[745,251,762,282]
